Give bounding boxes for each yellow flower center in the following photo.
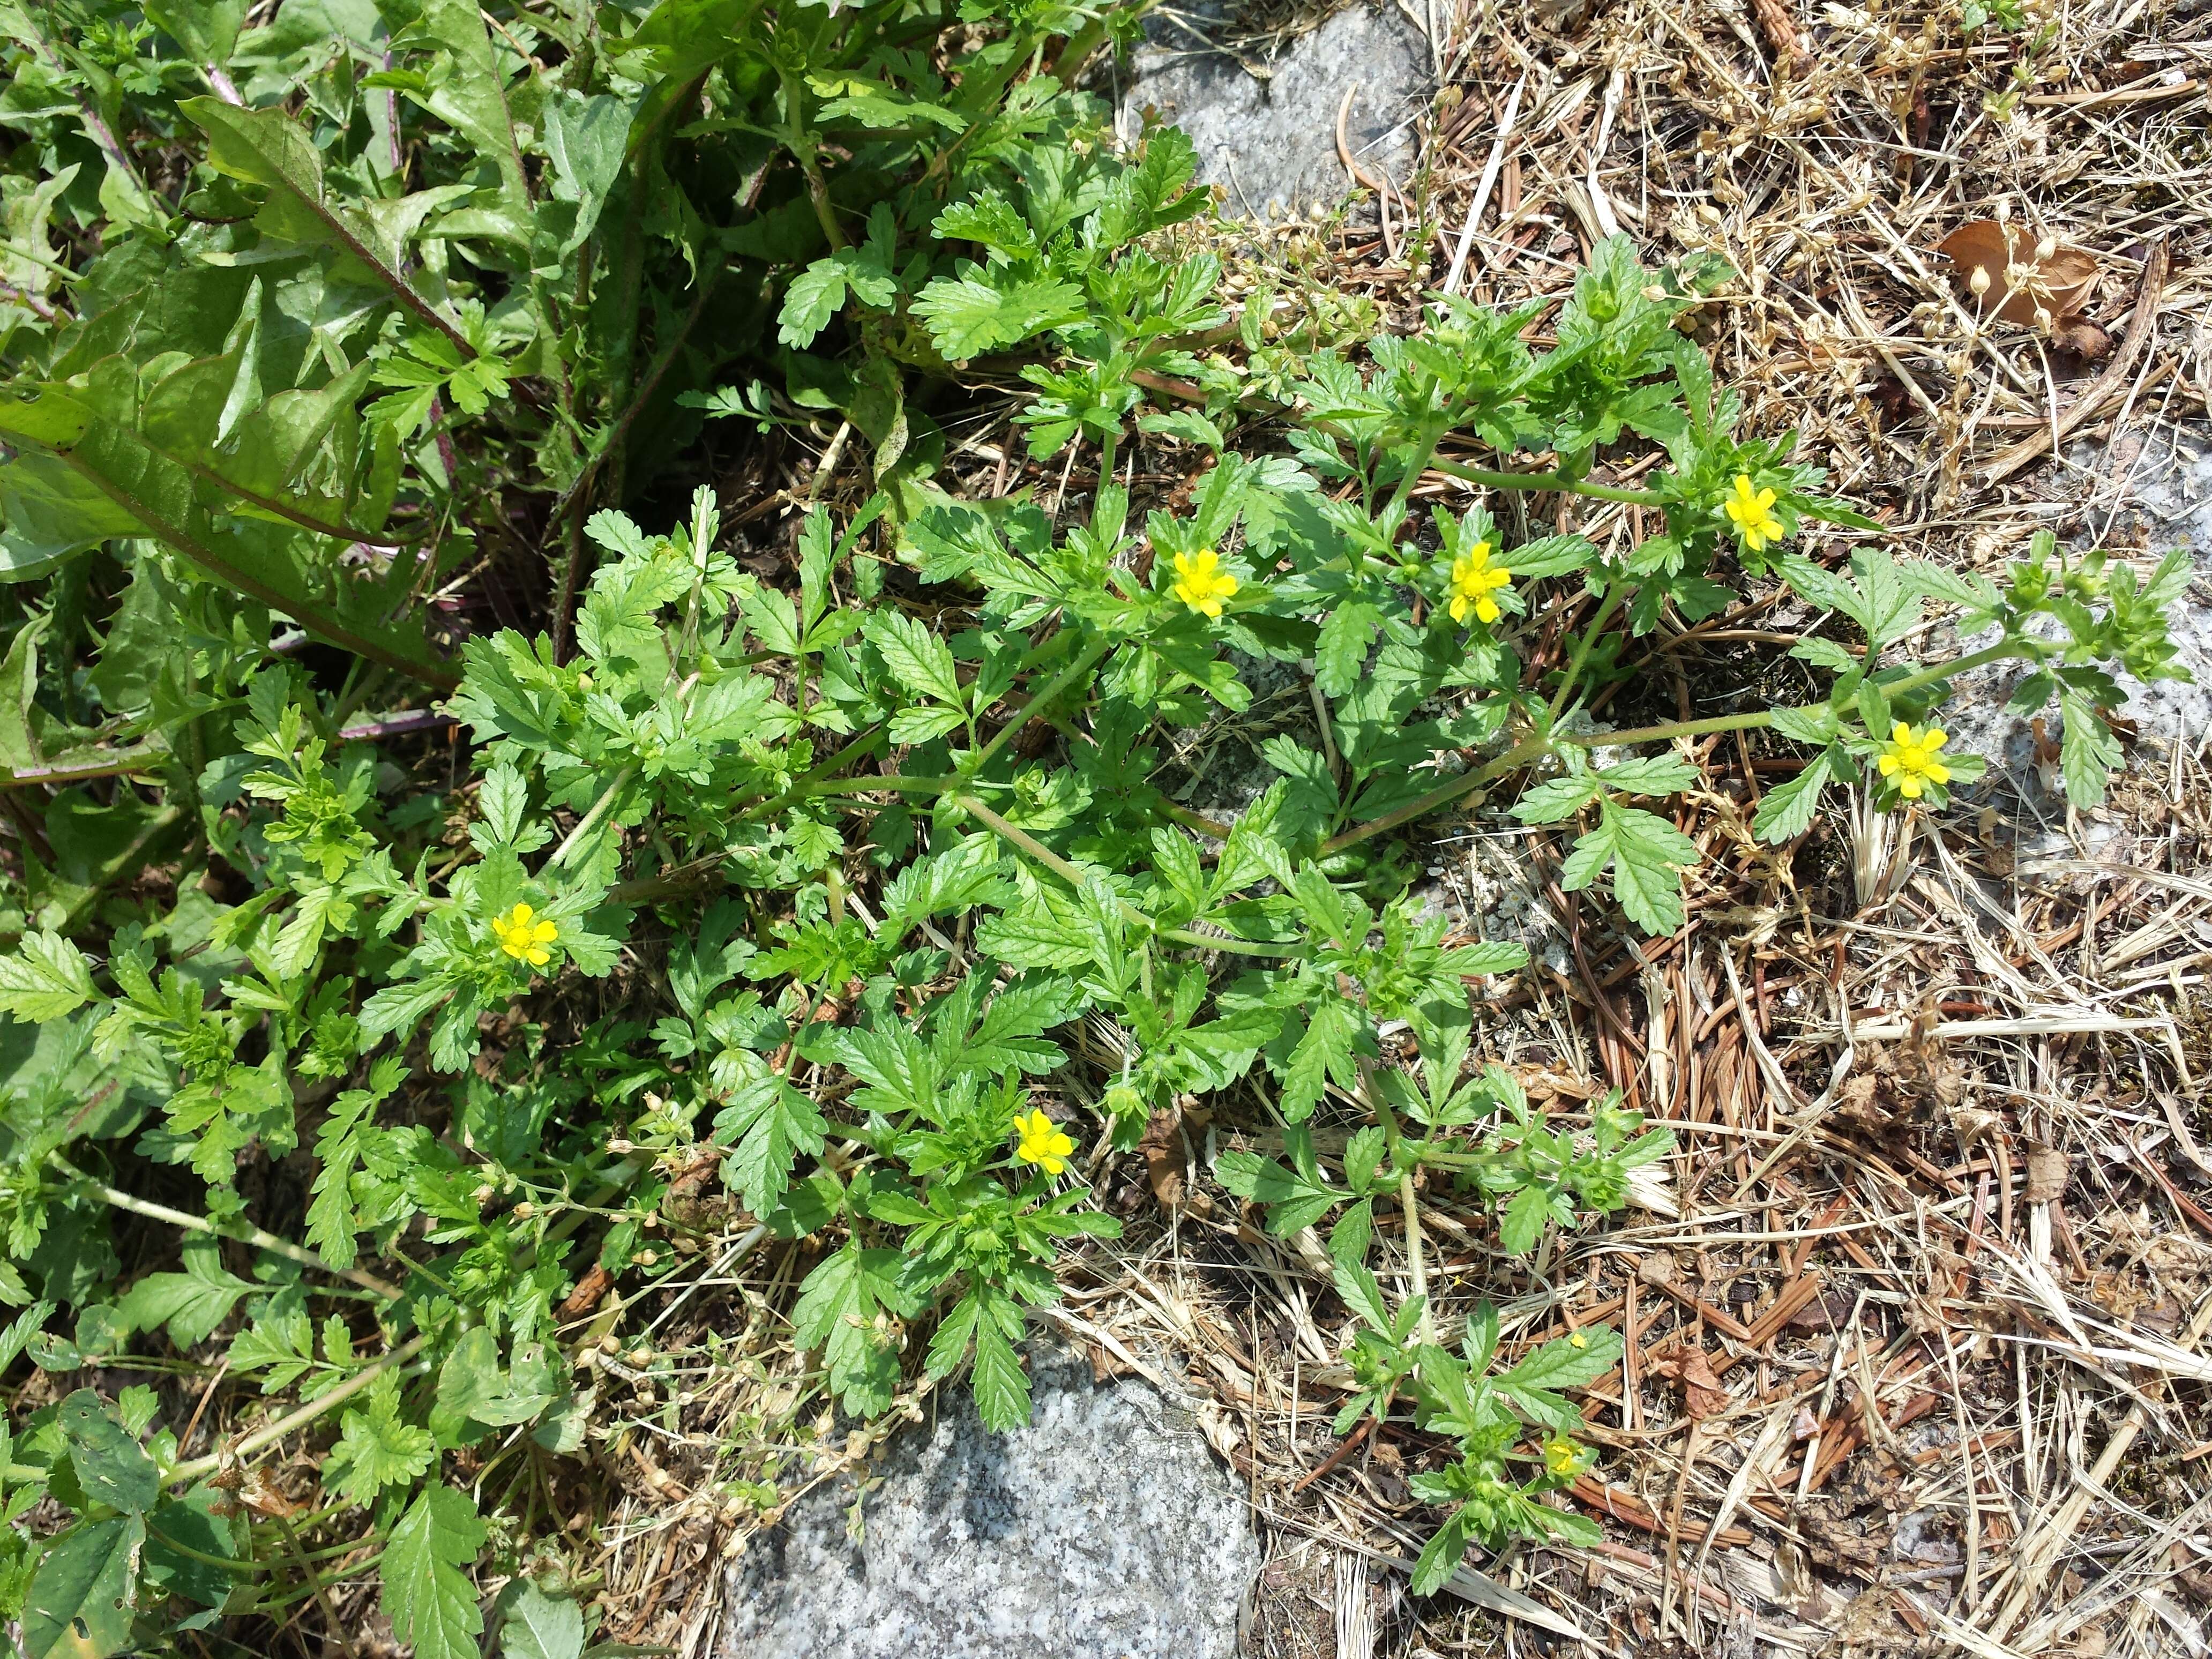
[1876,722,1952,801]
[491,901,559,967]
[1543,1437,1580,1478]
[1170,548,1239,619]
[1446,541,1513,625]
[1011,1107,1075,1176]
[1722,474,1786,554]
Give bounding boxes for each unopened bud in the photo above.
[1968,266,1992,296]
[608,1138,634,1155]
[2035,235,2057,262]
[2032,307,2052,331]
[472,1183,496,1205]
[511,1201,535,1220]
[632,1249,659,1267]
[627,1347,653,1367]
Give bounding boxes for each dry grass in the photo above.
[559,3,2212,1656]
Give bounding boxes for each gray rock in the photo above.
[1938,422,2212,783]
[719,1342,1258,1659]
[1120,2,1432,220]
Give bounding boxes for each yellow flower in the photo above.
[1722,474,1786,554]
[1543,1436,1581,1478]
[1568,1330,1589,1350]
[1171,548,1239,619]
[491,901,559,967]
[1876,722,1951,800]
[1011,1107,1076,1176]
[1446,541,1513,625]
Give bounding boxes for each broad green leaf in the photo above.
[793,1243,914,1416]
[1497,1184,1550,1256]
[381,1486,488,1659]
[911,273,1085,360]
[1511,773,1600,825]
[2058,689,2120,809]
[497,1579,586,1659]
[328,1380,438,1503]
[0,930,97,1022]
[57,1391,157,1513]
[712,1075,829,1214]
[180,98,466,345]
[1751,746,1840,844]
[1559,799,1701,935]
[968,1302,1032,1430]
[1596,753,1698,797]
[0,384,456,687]
[23,1515,143,1659]
[114,1239,255,1350]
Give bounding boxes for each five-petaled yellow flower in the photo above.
[1722,474,1786,554]
[1877,722,1951,800]
[1011,1107,1075,1176]
[1447,541,1513,625]
[1543,1436,1581,1478]
[492,902,559,967]
[1171,548,1239,619]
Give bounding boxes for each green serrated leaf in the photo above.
[0,930,98,1023]
[380,1486,488,1659]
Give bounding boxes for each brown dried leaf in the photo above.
[1937,219,2100,326]
[1139,1108,1186,1212]
[1647,1343,1732,1418]
[2024,1142,2072,1204]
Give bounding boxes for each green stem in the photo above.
[1887,640,2033,697]
[1546,586,1626,724]
[1556,711,1774,748]
[1319,733,1551,856]
[548,765,637,869]
[1400,1169,1434,1342]
[954,794,1297,958]
[1430,457,1667,507]
[54,1157,402,1298]
[967,634,1110,776]
[167,1333,431,1488]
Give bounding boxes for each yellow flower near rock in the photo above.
[1447,541,1513,625]
[1722,474,1785,554]
[1877,722,1951,799]
[1171,548,1239,618]
[492,901,559,967]
[1011,1107,1075,1176]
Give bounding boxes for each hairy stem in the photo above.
[1430,457,1668,507]
[1319,733,1551,856]
[1545,585,1626,724]
[967,633,1110,776]
[168,1334,432,1487]
[955,794,1297,958]
[55,1157,401,1298]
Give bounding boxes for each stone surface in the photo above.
[1119,2,1432,220]
[1941,423,2212,782]
[719,1342,1257,1659]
